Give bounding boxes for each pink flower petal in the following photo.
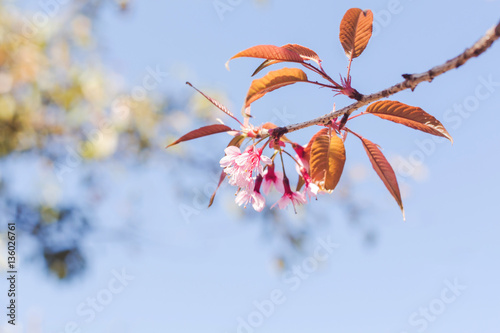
[252,192,266,212]
[220,146,241,167]
[260,155,272,165]
[277,195,291,209]
[235,190,251,207]
[262,170,284,195]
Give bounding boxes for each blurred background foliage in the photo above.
[0,0,168,279]
[0,0,372,281]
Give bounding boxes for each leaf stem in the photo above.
[347,112,367,121]
[302,63,341,88]
[307,81,338,89]
[346,54,353,81]
[282,149,301,167]
[279,149,287,178]
[343,127,365,141]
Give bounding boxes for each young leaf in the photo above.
[245,68,308,107]
[284,44,322,66]
[166,124,232,148]
[209,170,227,208]
[366,101,453,143]
[252,60,281,77]
[261,122,279,130]
[226,134,246,149]
[360,137,405,218]
[226,45,304,70]
[208,135,245,207]
[186,82,242,125]
[339,8,373,59]
[252,44,322,76]
[309,128,346,191]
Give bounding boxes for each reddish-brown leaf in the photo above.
[208,135,245,207]
[186,82,240,123]
[252,59,281,77]
[208,170,227,208]
[166,124,232,148]
[261,122,278,130]
[360,137,405,218]
[366,101,453,143]
[245,68,308,107]
[284,44,321,65]
[252,44,322,76]
[339,8,373,59]
[226,45,304,69]
[304,128,329,160]
[309,128,346,191]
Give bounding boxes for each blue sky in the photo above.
[2,0,500,332]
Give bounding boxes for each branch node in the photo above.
[269,126,288,140]
[351,89,363,101]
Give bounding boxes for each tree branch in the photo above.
[274,19,500,136]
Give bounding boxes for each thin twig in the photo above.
[273,19,500,136]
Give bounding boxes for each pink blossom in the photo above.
[220,146,241,167]
[220,146,253,189]
[262,163,284,195]
[224,164,253,190]
[235,145,271,176]
[299,167,319,200]
[292,143,309,172]
[220,145,272,191]
[271,177,307,213]
[235,190,265,212]
[303,182,319,200]
[234,176,265,212]
[228,171,254,190]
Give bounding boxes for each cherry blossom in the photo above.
[299,167,319,200]
[262,163,284,195]
[303,179,319,201]
[220,145,271,190]
[234,175,265,212]
[235,145,271,176]
[219,146,241,167]
[271,177,307,213]
[292,143,309,172]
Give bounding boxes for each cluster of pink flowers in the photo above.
[220,143,319,213]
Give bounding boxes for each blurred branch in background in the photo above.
[0,0,170,279]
